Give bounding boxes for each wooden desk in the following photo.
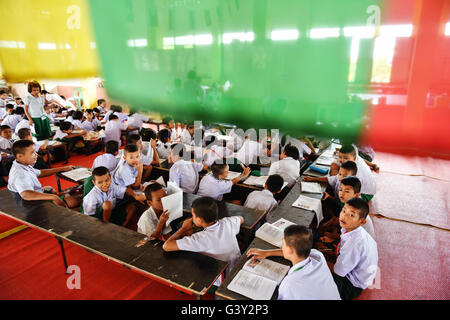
[0,189,228,298]
[55,166,90,193]
[215,238,290,300]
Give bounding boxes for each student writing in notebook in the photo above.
[247,225,340,300]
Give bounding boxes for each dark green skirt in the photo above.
[32,117,52,140]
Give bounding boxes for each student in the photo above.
[14,113,35,135]
[14,97,23,106]
[329,198,378,300]
[97,99,107,114]
[44,105,55,124]
[163,117,178,142]
[162,196,243,278]
[71,111,84,129]
[203,135,233,168]
[104,114,128,146]
[0,90,7,109]
[244,174,284,217]
[156,128,172,159]
[111,144,144,191]
[281,134,312,160]
[168,143,206,194]
[7,140,79,208]
[127,112,150,135]
[268,144,301,187]
[197,160,250,201]
[23,81,52,140]
[81,109,102,131]
[18,128,51,168]
[92,140,120,172]
[180,123,195,145]
[83,166,136,227]
[235,134,266,166]
[0,125,14,151]
[113,105,128,123]
[54,121,87,153]
[331,145,376,201]
[247,225,341,300]
[66,110,75,124]
[126,133,158,182]
[137,182,170,239]
[2,105,22,132]
[103,105,115,122]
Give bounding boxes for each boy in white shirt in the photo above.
[18,128,52,168]
[0,90,7,109]
[137,182,170,239]
[104,114,129,147]
[268,144,300,187]
[203,136,233,168]
[168,143,206,194]
[244,174,284,218]
[163,196,244,282]
[235,136,265,166]
[7,140,79,208]
[83,166,137,227]
[127,112,150,135]
[331,145,376,202]
[54,121,87,154]
[81,109,101,131]
[247,225,341,300]
[97,99,107,114]
[0,125,14,151]
[92,140,120,172]
[113,105,128,123]
[329,198,378,300]
[197,160,250,201]
[126,133,159,182]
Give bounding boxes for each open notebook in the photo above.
[255,218,296,247]
[61,167,91,181]
[301,181,323,194]
[292,195,324,224]
[227,258,290,300]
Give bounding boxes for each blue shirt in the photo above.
[169,159,204,194]
[197,173,232,201]
[83,183,126,215]
[92,153,119,172]
[111,158,138,187]
[7,160,43,194]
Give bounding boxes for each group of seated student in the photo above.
[4,105,381,300]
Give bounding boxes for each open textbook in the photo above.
[227,258,290,300]
[255,218,296,247]
[243,175,289,190]
[161,181,183,234]
[61,167,91,181]
[316,155,335,166]
[292,195,324,224]
[301,181,323,194]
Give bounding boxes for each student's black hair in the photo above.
[6,104,14,110]
[340,176,362,194]
[12,139,35,157]
[340,145,356,156]
[109,114,119,121]
[142,128,157,142]
[0,90,6,95]
[157,128,171,143]
[283,144,300,160]
[68,110,76,117]
[124,144,139,154]
[73,110,83,120]
[1,125,11,132]
[85,109,94,114]
[340,160,358,175]
[211,160,228,177]
[105,140,119,154]
[92,107,100,114]
[144,182,163,201]
[162,116,173,125]
[170,143,185,158]
[60,95,66,100]
[60,121,73,131]
[14,107,25,115]
[192,196,218,223]
[97,99,105,106]
[18,128,32,139]
[41,90,49,95]
[27,81,41,93]
[127,134,141,145]
[266,174,284,193]
[92,166,110,180]
[346,197,370,219]
[283,225,313,258]
[15,97,22,101]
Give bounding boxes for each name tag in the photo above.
[41,115,48,120]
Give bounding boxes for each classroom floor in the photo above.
[0,149,448,300]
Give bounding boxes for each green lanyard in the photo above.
[293,265,305,273]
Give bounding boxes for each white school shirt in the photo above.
[104,120,127,146]
[176,216,242,265]
[2,114,22,131]
[204,145,232,167]
[104,110,113,122]
[170,128,179,142]
[23,94,45,118]
[114,112,128,123]
[197,174,233,201]
[92,153,119,172]
[278,249,341,300]
[7,160,43,194]
[355,155,376,195]
[0,99,6,108]
[180,129,193,145]
[0,137,13,150]
[244,189,278,215]
[0,107,6,119]
[111,158,138,187]
[66,116,74,124]
[327,175,340,197]
[334,226,378,289]
[169,159,204,194]
[268,157,300,187]
[83,184,126,216]
[127,113,149,132]
[285,135,311,158]
[363,215,375,240]
[235,139,263,166]
[228,129,243,151]
[81,119,101,131]
[72,119,83,129]
[15,119,35,135]
[53,129,68,140]
[156,141,172,159]
[137,206,160,237]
